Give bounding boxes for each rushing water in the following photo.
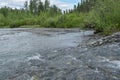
[1,28,119,80]
[0,28,94,80]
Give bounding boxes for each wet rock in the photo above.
[88,32,120,47]
[10,73,31,80]
[30,75,39,80]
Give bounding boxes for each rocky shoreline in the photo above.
[88,32,120,47]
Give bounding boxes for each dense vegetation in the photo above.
[0,0,120,35]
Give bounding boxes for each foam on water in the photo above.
[27,54,44,61]
[98,56,120,69]
[110,60,120,69]
[65,55,77,61]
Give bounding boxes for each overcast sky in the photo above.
[0,0,79,10]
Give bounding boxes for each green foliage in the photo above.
[9,17,38,28]
[39,13,85,28]
[0,0,120,35]
[56,13,85,28]
[0,13,11,26]
[89,0,120,35]
[0,6,9,17]
[41,18,57,27]
[0,0,62,28]
[76,0,120,35]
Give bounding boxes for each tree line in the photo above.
[0,0,99,17]
[74,0,97,12]
[24,0,61,15]
[0,0,61,17]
